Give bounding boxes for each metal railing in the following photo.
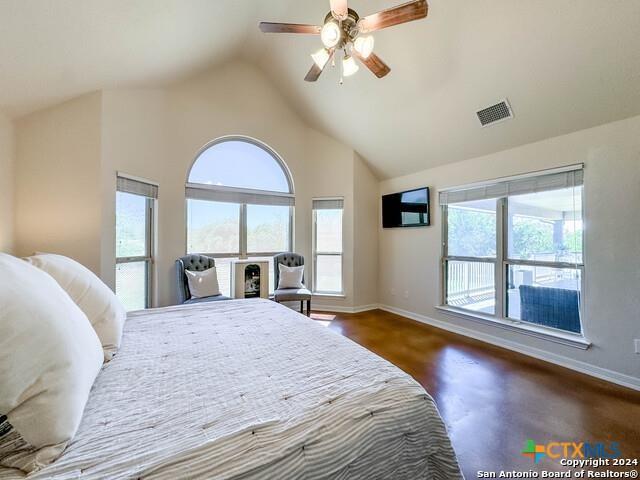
[447,261,494,297]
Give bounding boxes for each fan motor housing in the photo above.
[324,8,360,44]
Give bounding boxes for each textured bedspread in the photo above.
[1,299,461,479]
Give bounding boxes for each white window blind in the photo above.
[312,197,344,294]
[312,198,344,210]
[439,166,583,205]
[186,184,295,206]
[117,175,158,199]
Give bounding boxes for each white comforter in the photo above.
[2,299,461,479]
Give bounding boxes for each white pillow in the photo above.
[0,253,103,473]
[277,264,305,289]
[25,253,126,362]
[185,267,220,298]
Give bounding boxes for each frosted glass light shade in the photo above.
[354,36,375,59]
[321,22,341,48]
[342,55,359,77]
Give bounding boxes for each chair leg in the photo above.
[307,300,311,316]
[300,301,304,313]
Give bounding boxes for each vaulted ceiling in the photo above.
[2,0,639,178]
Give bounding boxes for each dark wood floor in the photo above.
[310,309,640,479]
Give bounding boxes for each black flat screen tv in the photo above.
[382,187,430,228]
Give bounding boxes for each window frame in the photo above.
[185,202,294,259]
[440,199,499,314]
[440,171,586,338]
[501,193,585,323]
[115,192,156,309]
[312,198,345,295]
[185,137,295,295]
[187,135,295,194]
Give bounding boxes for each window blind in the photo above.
[185,184,295,206]
[312,198,344,210]
[439,166,583,205]
[117,175,158,199]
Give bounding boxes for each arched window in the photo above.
[188,139,292,193]
[185,137,294,296]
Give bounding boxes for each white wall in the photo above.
[354,153,379,308]
[0,113,14,253]
[302,128,356,309]
[96,61,376,308]
[15,93,103,273]
[100,89,168,298]
[379,115,640,386]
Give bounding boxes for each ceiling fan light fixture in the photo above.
[353,35,375,59]
[311,48,331,69]
[259,0,430,83]
[342,55,359,77]
[320,21,341,48]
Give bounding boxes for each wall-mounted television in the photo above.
[382,187,430,228]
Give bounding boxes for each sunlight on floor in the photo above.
[310,313,336,327]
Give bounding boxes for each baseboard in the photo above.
[379,304,640,392]
[312,303,379,314]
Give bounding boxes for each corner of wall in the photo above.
[0,112,15,254]
[353,152,380,307]
[13,92,103,272]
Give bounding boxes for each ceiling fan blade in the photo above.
[330,0,348,20]
[259,22,322,34]
[305,50,335,82]
[358,0,428,33]
[304,64,324,82]
[354,52,391,78]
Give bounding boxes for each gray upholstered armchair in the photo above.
[273,252,312,316]
[176,254,229,304]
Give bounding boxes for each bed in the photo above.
[1,299,461,479]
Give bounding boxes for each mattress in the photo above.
[1,299,461,479]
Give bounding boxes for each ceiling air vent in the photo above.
[476,99,513,127]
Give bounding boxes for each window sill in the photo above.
[435,306,591,350]
[313,293,346,298]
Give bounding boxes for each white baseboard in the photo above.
[312,303,379,314]
[379,304,640,392]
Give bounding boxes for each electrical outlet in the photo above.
[635,339,640,354]
[403,290,409,299]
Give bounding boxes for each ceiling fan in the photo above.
[259,0,428,83]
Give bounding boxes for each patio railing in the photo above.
[448,252,581,302]
[447,261,494,297]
